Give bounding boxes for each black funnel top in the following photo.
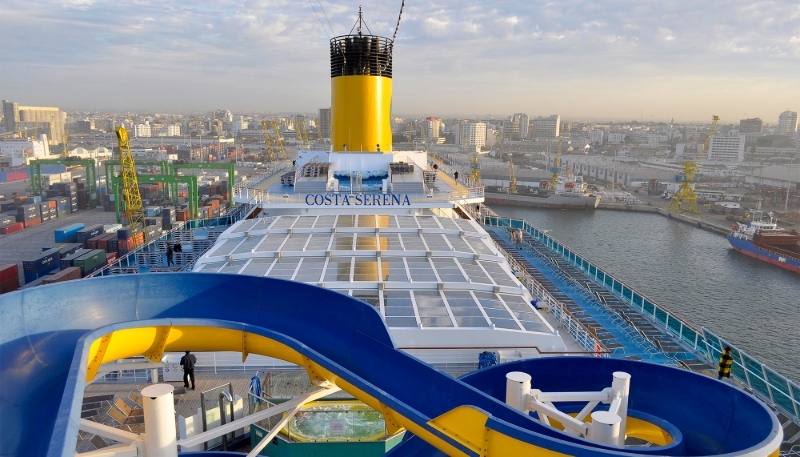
[330,9,393,78]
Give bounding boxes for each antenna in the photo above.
[391,0,405,45]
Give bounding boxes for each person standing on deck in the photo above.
[181,351,197,390]
[453,171,459,183]
[718,346,733,380]
[166,243,174,266]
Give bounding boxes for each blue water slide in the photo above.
[0,274,782,457]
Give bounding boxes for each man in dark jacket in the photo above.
[166,243,174,266]
[718,346,733,380]
[180,351,197,390]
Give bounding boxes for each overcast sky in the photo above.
[1,0,798,122]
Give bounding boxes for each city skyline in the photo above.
[1,0,798,122]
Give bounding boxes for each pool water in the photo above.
[283,401,387,442]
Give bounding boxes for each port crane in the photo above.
[114,126,147,244]
[295,115,310,147]
[549,136,564,189]
[271,119,288,161]
[260,121,277,162]
[668,115,719,213]
[470,152,481,182]
[508,157,517,194]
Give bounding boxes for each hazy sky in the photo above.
[1,0,798,122]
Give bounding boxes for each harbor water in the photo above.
[492,205,800,381]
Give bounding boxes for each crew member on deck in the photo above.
[718,346,733,380]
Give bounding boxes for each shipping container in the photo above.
[0,264,19,282]
[54,223,85,243]
[0,275,20,294]
[60,249,91,270]
[73,249,107,276]
[85,233,105,249]
[0,170,30,183]
[103,223,122,233]
[58,243,83,258]
[0,214,16,226]
[23,248,61,272]
[0,201,17,212]
[41,267,82,284]
[20,277,46,290]
[97,233,117,251]
[0,222,25,234]
[23,218,41,228]
[76,224,104,243]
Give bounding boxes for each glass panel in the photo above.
[399,234,426,251]
[207,239,239,257]
[380,234,403,251]
[266,258,301,279]
[219,259,248,273]
[396,216,419,228]
[197,262,225,272]
[445,235,474,254]
[465,238,494,255]
[492,318,521,330]
[431,258,467,282]
[239,258,274,276]
[454,316,490,327]
[305,233,332,251]
[454,219,479,233]
[381,257,408,282]
[256,234,288,252]
[353,259,381,281]
[333,234,354,250]
[406,258,435,282]
[335,215,356,228]
[270,216,297,229]
[437,218,459,231]
[479,261,517,287]
[384,291,415,317]
[654,307,668,326]
[416,216,441,228]
[350,289,380,310]
[293,216,317,228]
[385,215,399,228]
[312,215,337,228]
[293,258,326,282]
[456,259,492,284]
[386,317,417,327]
[420,317,453,327]
[520,321,549,332]
[323,257,352,282]
[632,293,643,307]
[357,215,377,228]
[422,233,449,250]
[281,234,311,251]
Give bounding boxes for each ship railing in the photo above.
[232,163,291,197]
[702,328,800,421]
[487,238,609,356]
[484,215,800,423]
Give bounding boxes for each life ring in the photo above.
[594,342,602,357]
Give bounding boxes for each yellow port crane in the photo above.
[61,128,69,159]
[114,126,147,244]
[470,152,481,182]
[668,115,719,213]
[508,157,517,194]
[549,136,564,189]
[271,120,287,161]
[296,115,310,147]
[260,121,277,162]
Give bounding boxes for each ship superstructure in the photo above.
[728,210,800,273]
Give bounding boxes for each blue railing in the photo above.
[483,215,800,422]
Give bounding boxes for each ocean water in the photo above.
[491,205,800,382]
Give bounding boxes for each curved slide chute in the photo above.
[0,274,782,457]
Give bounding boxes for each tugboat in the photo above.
[728,209,800,274]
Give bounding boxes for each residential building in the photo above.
[519,114,529,139]
[531,115,561,139]
[76,120,95,133]
[778,111,798,135]
[589,130,604,145]
[607,133,626,144]
[739,118,763,134]
[134,122,152,138]
[319,108,332,140]
[422,117,441,139]
[455,122,486,148]
[707,134,745,162]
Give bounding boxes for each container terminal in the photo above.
[1,8,799,457]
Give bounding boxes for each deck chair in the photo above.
[90,435,110,450]
[128,391,143,407]
[115,397,143,417]
[108,403,144,426]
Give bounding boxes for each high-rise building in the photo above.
[318,108,332,140]
[589,130,604,145]
[519,114,529,139]
[134,122,152,138]
[778,111,798,135]
[76,120,95,133]
[2,100,66,144]
[739,118,763,134]
[707,134,745,162]
[422,117,441,139]
[502,113,527,141]
[455,122,486,148]
[531,115,561,139]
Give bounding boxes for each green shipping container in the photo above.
[73,249,107,276]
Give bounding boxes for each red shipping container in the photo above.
[13,196,28,205]
[0,264,19,282]
[98,234,117,251]
[86,234,105,250]
[106,252,117,263]
[23,218,41,228]
[0,222,25,234]
[45,200,56,209]
[0,276,20,294]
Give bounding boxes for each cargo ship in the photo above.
[484,174,600,209]
[728,211,800,274]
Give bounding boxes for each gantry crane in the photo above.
[549,136,564,189]
[508,158,517,194]
[470,152,481,182]
[296,115,310,147]
[260,121,277,162]
[114,126,147,244]
[668,115,719,213]
[271,120,287,161]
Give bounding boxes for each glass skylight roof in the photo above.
[195,215,550,332]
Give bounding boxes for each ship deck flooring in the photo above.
[486,226,710,367]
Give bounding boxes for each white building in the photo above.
[165,124,181,136]
[455,122,486,148]
[607,133,626,144]
[778,111,798,135]
[423,117,441,139]
[230,121,248,134]
[0,134,51,167]
[589,130,604,145]
[135,122,152,138]
[707,134,745,162]
[531,115,560,139]
[519,113,529,139]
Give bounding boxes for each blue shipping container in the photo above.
[60,249,91,270]
[40,164,67,174]
[24,263,59,284]
[76,225,104,242]
[23,248,61,273]
[54,223,85,243]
